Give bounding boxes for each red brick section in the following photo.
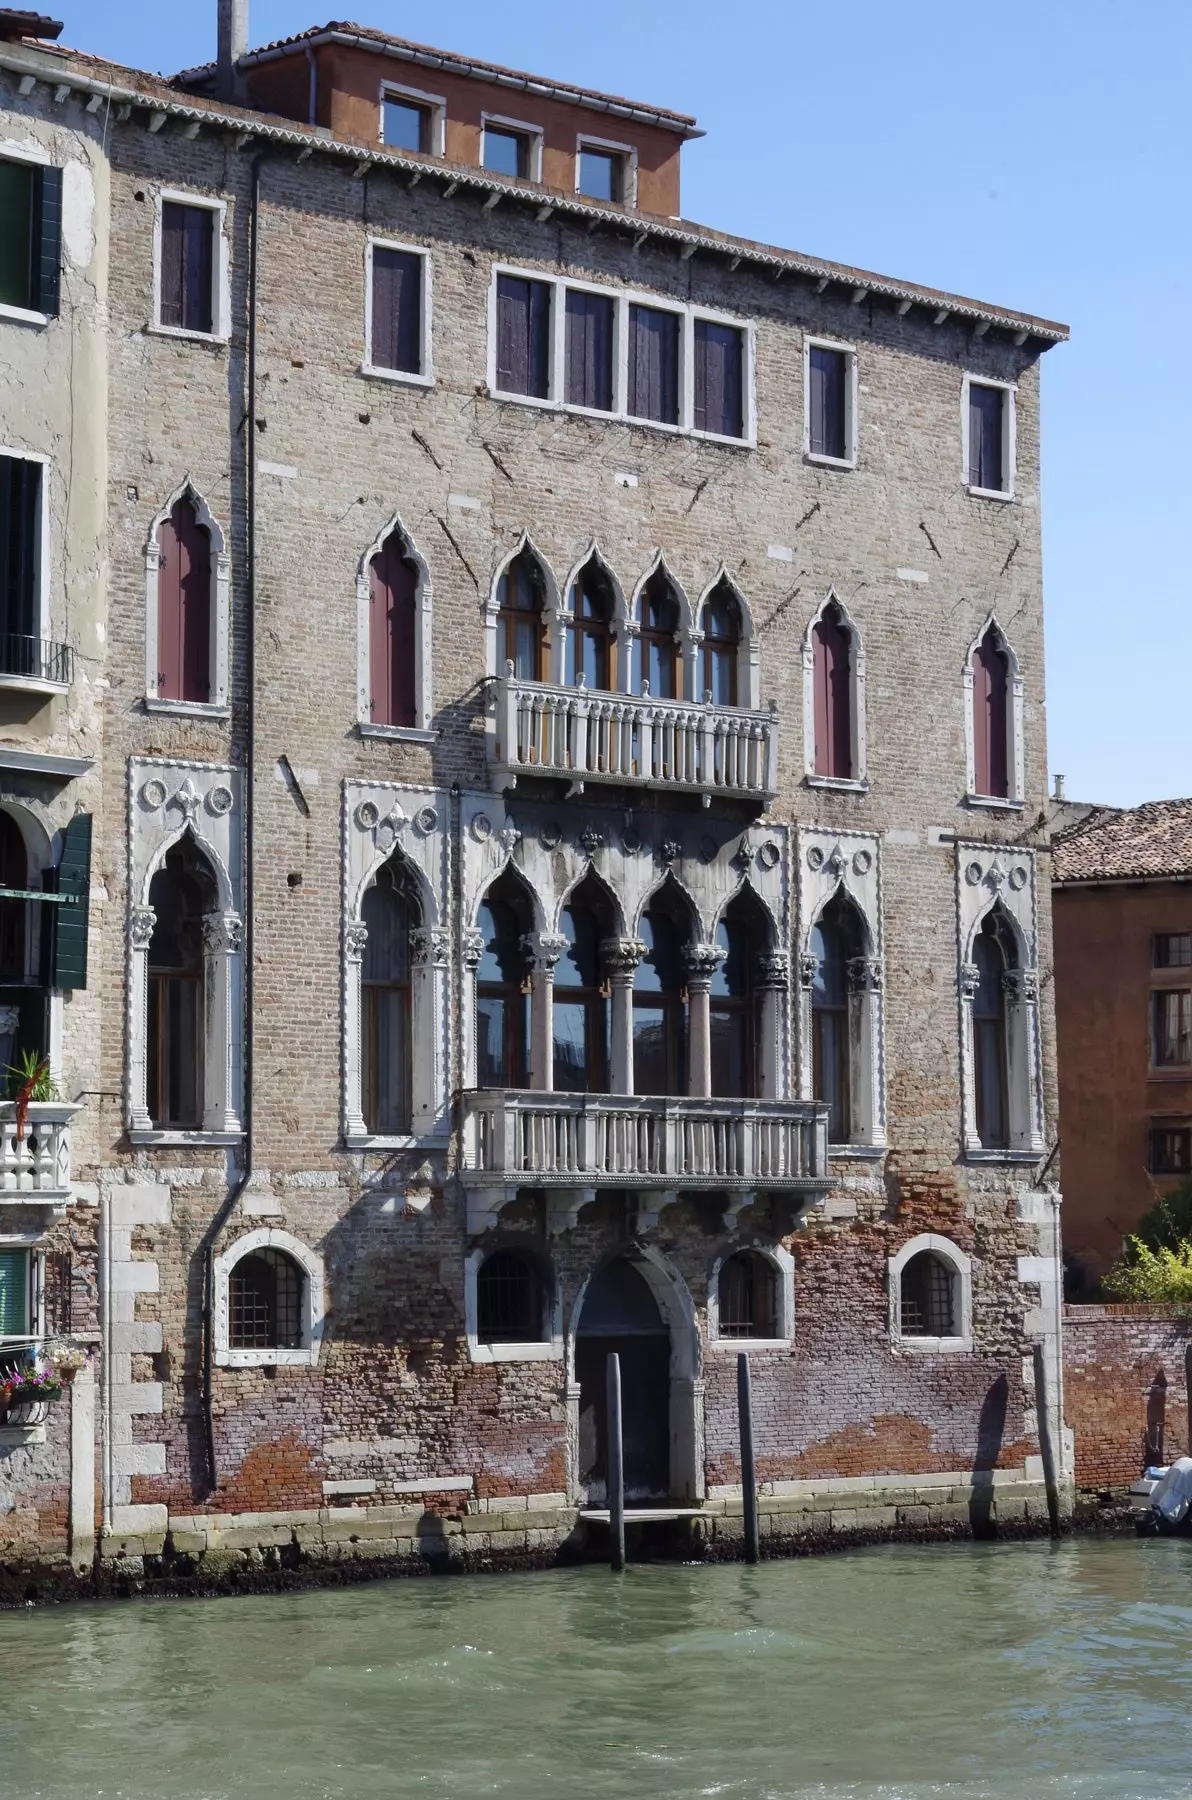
[1064,1303,1192,1491]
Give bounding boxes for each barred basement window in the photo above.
[228,1248,302,1351]
[475,1249,546,1343]
[899,1251,956,1337]
[717,1252,777,1340]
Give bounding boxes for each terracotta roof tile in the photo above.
[1052,799,1192,884]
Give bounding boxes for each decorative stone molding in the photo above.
[213,1227,325,1368]
[848,955,882,993]
[523,930,569,973]
[962,614,1025,807]
[355,512,434,735]
[600,936,647,976]
[754,949,790,990]
[955,841,1043,1158]
[682,941,727,986]
[142,479,230,716]
[410,927,450,969]
[801,589,867,786]
[126,759,244,1138]
[797,826,885,1149]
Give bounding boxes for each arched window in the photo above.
[228,1247,303,1351]
[476,1248,548,1343]
[812,602,853,779]
[368,527,418,729]
[710,899,758,1099]
[633,895,689,1096]
[0,810,27,984]
[475,873,533,1089]
[634,568,681,699]
[810,897,861,1143]
[496,548,547,683]
[973,911,1013,1148]
[717,1251,778,1340]
[972,626,1009,799]
[554,876,613,1093]
[157,494,211,704]
[360,859,419,1135]
[147,839,217,1130]
[899,1250,958,1338]
[567,560,616,690]
[700,582,740,705]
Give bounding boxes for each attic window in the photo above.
[382,92,437,155]
[577,143,626,204]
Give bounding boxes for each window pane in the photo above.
[564,289,614,411]
[710,1006,747,1098]
[632,1005,669,1096]
[1156,935,1192,968]
[477,1251,541,1342]
[371,247,422,374]
[578,147,621,202]
[901,1254,955,1336]
[969,384,1005,490]
[496,274,551,398]
[363,985,410,1134]
[1150,1128,1192,1175]
[484,127,527,178]
[553,999,589,1091]
[0,455,40,647]
[809,346,847,459]
[383,98,429,153]
[628,305,679,425]
[0,158,34,311]
[694,318,744,438]
[1155,992,1192,1066]
[160,202,213,334]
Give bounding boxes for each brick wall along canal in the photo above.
[1,1537,1190,1800]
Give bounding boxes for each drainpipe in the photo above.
[305,43,317,127]
[199,149,264,1496]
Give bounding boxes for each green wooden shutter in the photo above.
[49,812,92,991]
[0,1249,29,1336]
[33,165,62,318]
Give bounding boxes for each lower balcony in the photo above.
[462,1090,829,1231]
[0,1101,80,1214]
[491,676,778,805]
[0,635,73,696]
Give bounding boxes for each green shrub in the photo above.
[1131,1180,1192,1252]
[1103,1238,1192,1305]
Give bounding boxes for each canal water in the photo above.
[1,1536,1190,1799]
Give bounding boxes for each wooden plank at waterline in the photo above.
[607,1350,625,1572]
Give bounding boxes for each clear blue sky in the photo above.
[79,0,1190,808]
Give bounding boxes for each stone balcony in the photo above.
[0,1102,80,1215]
[461,1090,829,1231]
[491,674,779,806]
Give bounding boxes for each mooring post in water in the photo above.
[607,1350,625,1572]
[737,1351,760,1563]
[1032,1341,1061,1538]
[1184,1341,1192,1461]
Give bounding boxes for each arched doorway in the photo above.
[575,1257,672,1504]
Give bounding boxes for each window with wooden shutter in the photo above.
[0,454,41,667]
[693,318,744,439]
[812,604,853,779]
[496,274,551,398]
[147,840,215,1130]
[0,1248,30,1338]
[564,289,614,411]
[368,530,418,728]
[968,383,1005,491]
[809,345,848,460]
[159,201,215,334]
[47,812,92,992]
[157,496,211,704]
[628,305,679,425]
[370,246,423,375]
[0,159,60,316]
[972,627,1009,797]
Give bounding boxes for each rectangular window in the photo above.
[495,274,551,398]
[577,144,623,203]
[968,381,1006,492]
[1154,990,1192,1066]
[484,125,531,179]
[628,304,679,425]
[160,200,215,334]
[370,246,424,375]
[0,1248,30,1337]
[1150,1127,1192,1176]
[694,318,744,439]
[0,156,61,317]
[383,97,431,153]
[0,454,41,660]
[1155,934,1192,968]
[808,344,848,460]
[564,289,614,411]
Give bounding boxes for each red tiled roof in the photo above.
[1052,799,1192,884]
[0,9,62,40]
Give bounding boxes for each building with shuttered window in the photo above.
[0,0,1075,1580]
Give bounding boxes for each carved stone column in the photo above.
[958,960,981,1152]
[410,926,450,1130]
[847,953,886,1148]
[684,942,725,1099]
[126,906,156,1131]
[460,926,484,1090]
[1004,965,1044,1153]
[753,949,790,1101]
[796,948,819,1104]
[524,931,568,1092]
[601,936,646,1095]
[201,911,244,1134]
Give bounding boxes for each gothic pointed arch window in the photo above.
[554,874,615,1093]
[633,888,691,1097]
[360,858,421,1135]
[809,894,863,1144]
[700,581,741,706]
[972,626,1009,799]
[475,871,534,1089]
[972,910,1014,1149]
[496,547,548,683]
[710,891,767,1099]
[0,809,27,984]
[634,567,681,699]
[811,601,853,779]
[156,494,211,704]
[368,527,418,729]
[146,838,217,1130]
[568,558,617,690]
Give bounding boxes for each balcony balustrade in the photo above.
[0,1102,80,1213]
[491,672,778,805]
[0,635,73,695]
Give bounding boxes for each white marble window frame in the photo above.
[888,1232,973,1353]
[955,843,1045,1162]
[962,612,1025,810]
[354,512,435,740]
[142,477,230,717]
[801,589,868,789]
[796,828,886,1153]
[706,1244,794,1351]
[213,1226,325,1368]
[149,186,230,344]
[464,1244,563,1364]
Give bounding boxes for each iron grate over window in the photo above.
[718,1252,778,1339]
[476,1249,544,1343]
[228,1249,302,1351]
[900,1252,956,1337]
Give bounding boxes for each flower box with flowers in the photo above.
[0,1343,89,1428]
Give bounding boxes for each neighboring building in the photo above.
[0,0,1071,1579]
[1053,798,1192,1284]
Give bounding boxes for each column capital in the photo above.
[958,961,981,999]
[461,926,485,972]
[1003,966,1039,1004]
[683,941,726,988]
[601,935,648,977]
[523,930,569,974]
[410,926,450,969]
[202,911,243,955]
[344,920,369,964]
[847,954,882,993]
[798,949,819,990]
[753,949,790,990]
[128,906,156,952]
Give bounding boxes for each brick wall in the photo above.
[1064,1303,1191,1490]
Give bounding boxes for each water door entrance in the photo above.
[576,1257,671,1503]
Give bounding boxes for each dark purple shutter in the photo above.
[809,347,846,458]
[371,247,422,373]
[973,631,1008,797]
[628,305,679,424]
[564,290,614,410]
[496,274,550,398]
[812,609,852,778]
[694,319,743,437]
[969,385,1004,489]
[158,497,210,703]
[370,536,417,728]
[160,203,184,328]
[161,202,213,333]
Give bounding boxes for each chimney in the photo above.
[216,0,248,102]
[1053,773,1066,802]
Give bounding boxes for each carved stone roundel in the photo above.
[355,800,380,831]
[1009,865,1028,892]
[209,785,234,816]
[852,849,872,876]
[758,842,781,870]
[965,861,984,887]
[539,822,562,851]
[415,806,438,834]
[471,814,493,843]
[141,779,167,811]
[806,846,825,871]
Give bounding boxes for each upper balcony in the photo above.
[491,674,778,807]
[0,635,72,698]
[0,1102,81,1217]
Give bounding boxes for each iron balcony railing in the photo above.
[462,1091,829,1190]
[0,1102,79,1206]
[492,673,779,802]
[0,635,73,689]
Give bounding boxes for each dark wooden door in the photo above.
[576,1333,671,1503]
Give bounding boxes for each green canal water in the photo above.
[1,1536,1190,1799]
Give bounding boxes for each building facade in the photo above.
[0,4,1070,1580]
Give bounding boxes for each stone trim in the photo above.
[801,588,867,785]
[706,1244,795,1349]
[142,477,230,713]
[100,1183,170,1536]
[797,827,886,1149]
[888,1232,973,1353]
[962,612,1025,805]
[213,1226,325,1368]
[354,511,434,734]
[955,842,1044,1157]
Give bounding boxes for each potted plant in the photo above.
[0,1342,88,1428]
[4,1050,59,1147]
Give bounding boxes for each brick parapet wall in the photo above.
[1063,1303,1192,1491]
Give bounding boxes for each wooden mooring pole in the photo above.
[607,1350,625,1572]
[1032,1341,1061,1538]
[738,1351,760,1564]
[1184,1341,1192,1459]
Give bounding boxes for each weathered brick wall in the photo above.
[1064,1304,1192,1491]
